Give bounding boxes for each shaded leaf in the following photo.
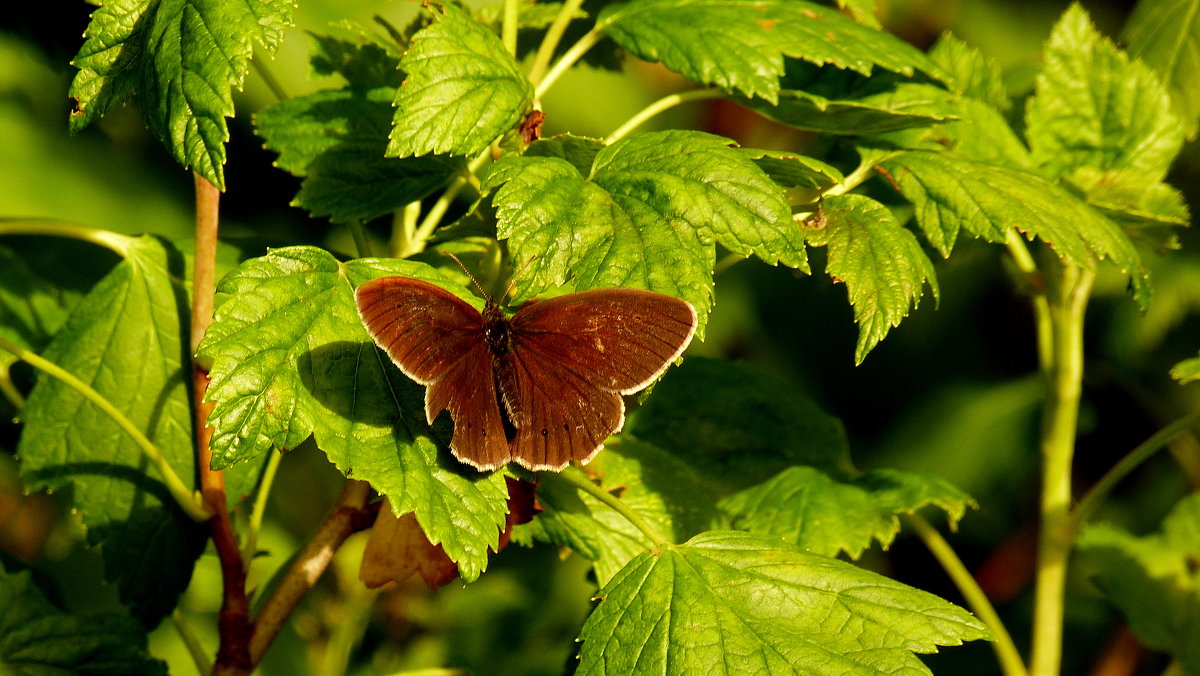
[0,245,69,371]
[806,194,938,364]
[597,0,937,103]
[309,31,404,88]
[515,439,719,586]
[719,465,975,559]
[1172,353,1200,384]
[577,530,990,675]
[1121,0,1200,138]
[627,357,851,492]
[743,148,844,191]
[1026,4,1184,182]
[16,236,206,625]
[68,0,294,189]
[0,565,167,675]
[255,87,460,223]
[388,3,534,158]
[198,247,509,580]
[927,32,1008,110]
[1078,492,1200,671]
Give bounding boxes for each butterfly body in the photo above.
[356,276,696,471]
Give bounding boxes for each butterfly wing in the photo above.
[502,288,697,469]
[355,277,509,469]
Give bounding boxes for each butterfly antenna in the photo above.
[440,251,491,300]
[501,255,537,304]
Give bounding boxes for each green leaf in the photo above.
[871,94,1032,171]
[1122,0,1200,138]
[882,151,1150,306]
[577,530,989,675]
[719,466,975,559]
[516,440,719,585]
[525,133,605,175]
[837,0,880,28]
[1064,167,1191,249]
[1172,353,1200,384]
[627,357,851,492]
[197,247,508,580]
[16,236,206,625]
[1077,492,1200,671]
[742,67,956,135]
[255,88,460,223]
[1026,4,1184,182]
[927,32,1008,110]
[68,0,294,190]
[308,32,405,89]
[482,130,804,332]
[806,194,938,364]
[0,245,68,371]
[743,148,844,191]
[0,565,167,675]
[388,3,534,158]
[597,0,938,103]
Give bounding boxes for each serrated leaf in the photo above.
[872,94,1033,171]
[388,3,534,158]
[515,440,719,585]
[1078,492,1200,671]
[1172,353,1200,384]
[255,88,460,223]
[16,236,206,625]
[525,133,605,175]
[577,530,989,675]
[627,357,851,492]
[1064,167,1191,250]
[68,0,294,190]
[743,148,844,191]
[1026,4,1184,182]
[197,247,508,580]
[482,130,804,332]
[882,151,1150,306]
[0,245,69,371]
[309,32,404,88]
[927,32,1008,110]
[0,565,167,675]
[597,0,937,103]
[742,66,956,135]
[806,194,938,364]
[719,466,975,559]
[1121,0,1200,138]
[837,0,880,28]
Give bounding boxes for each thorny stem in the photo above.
[193,175,252,676]
[248,480,377,665]
[0,335,210,522]
[558,465,670,549]
[1029,262,1094,676]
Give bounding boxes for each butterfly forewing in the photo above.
[355,277,508,469]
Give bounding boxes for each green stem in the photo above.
[391,201,423,258]
[0,335,211,522]
[1070,411,1200,531]
[348,220,373,258]
[171,609,213,676]
[534,28,602,100]
[605,89,726,145]
[501,0,519,56]
[558,465,669,549]
[251,57,289,102]
[824,153,899,197]
[904,514,1027,676]
[1005,230,1053,376]
[713,252,748,276]
[0,363,25,410]
[240,448,283,565]
[0,219,132,257]
[528,0,588,89]
[412,153,489,246]
[1029,263,1094,676]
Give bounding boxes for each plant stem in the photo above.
[412,153,489,246]
[1070,410,1200,531]
[193,174,253,676]
[825,153,898,197]
[558,465,670,549]
[252,58,289,102]
[905,514,1027,676]
[501,0,519,56]
[1029,263,1094,676]
[528,0,588,88]
[534,28,601,101]
[348,219,373,258]
[0,335,211,521]
[0,364,25,410]
[391,201,423,258]
[240,448,283,565]
[605,89,725,145]
[171,609,213,676]
[248,480,377,666]
[0,219,132,256]
[1004,230,1052,375]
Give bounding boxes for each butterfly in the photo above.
[355,271,696,471]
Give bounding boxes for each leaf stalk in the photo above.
[528,0,588,89]
[605,89,725,145]
[558,464,670,549]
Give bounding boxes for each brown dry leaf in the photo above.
[360,508,459,589]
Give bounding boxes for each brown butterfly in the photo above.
[355,271,696,471]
